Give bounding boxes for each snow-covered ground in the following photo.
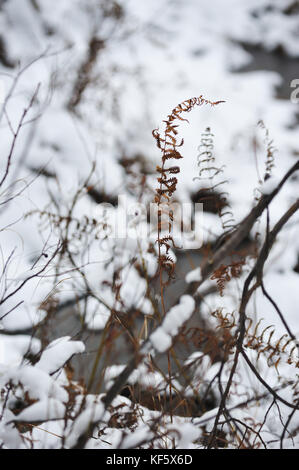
[0,0,298,449]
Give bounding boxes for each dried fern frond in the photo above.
[153,96,224,285]
[210,259,245,296]
[194,127,235,235]
[244,318,299,372]
[258,120,277,181]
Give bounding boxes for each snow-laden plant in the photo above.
[0,0,299,450]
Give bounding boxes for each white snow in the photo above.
[150,296,195,353]
[185,267,202,284]
[13,398,66,423]
[36,337,85,374]
[0,0,298,449]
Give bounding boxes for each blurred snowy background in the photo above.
[0,0,298,449]
[0,0,298,326]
